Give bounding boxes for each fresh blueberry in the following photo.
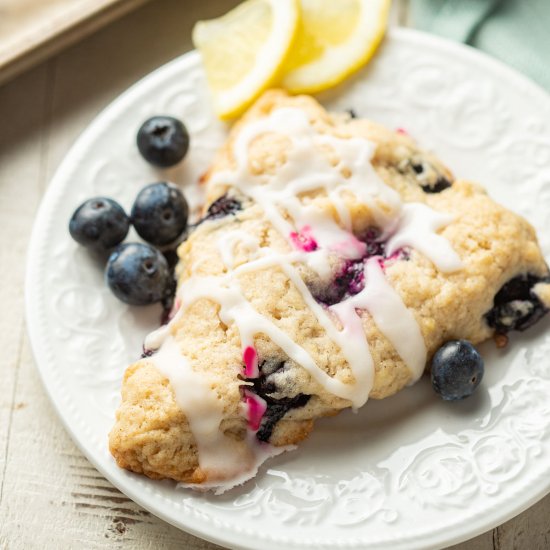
[202,194,242,222]
[485,274,550,333]
[131,182,189,246]
[69,197,130,251]
[137,116,189,167]
[105,242,173,306]
[431,340,484,401]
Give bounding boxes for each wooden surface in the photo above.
[0,0,151,86]
[1,0,549,548]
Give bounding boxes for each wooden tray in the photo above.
[0,0,151,86]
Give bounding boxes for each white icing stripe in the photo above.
[234,248,375,407]
[233,240,425,391]
[386,203,463,273]
[333,259,427,382]
[177,275,365,405]
[217,229,260,269]
[230,247,378,405]
[210,108,402,254]
[178,437,294,495]
[150,336,291,491]
[144,323,171,351]
[150,336,245,479]
[277,260,374,407]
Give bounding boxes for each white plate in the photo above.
[26,28,550,550]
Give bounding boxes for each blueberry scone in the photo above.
[109,90,550,492]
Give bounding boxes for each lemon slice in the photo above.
[192,0,299,119]
[281,0,391,94]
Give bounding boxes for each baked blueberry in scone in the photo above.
[109,90,550,492]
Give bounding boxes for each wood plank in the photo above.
[448,530,494,550]
[494,494,550,549]
[0,0,152,86]
[0,62,49,504]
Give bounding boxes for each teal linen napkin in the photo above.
[411,0,550,91]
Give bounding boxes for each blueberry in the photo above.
[131,182,189,246]
[422,176,452,194]
[251,360,286,396]
[398,158,453,193]
[69,197,130,251]
[141,347,155,358]
[360,226,386,257]
[411,163,424,174]
[431,340,484,401]
[246,360,311,442]
[312,259,365,306]
[256,394,311,442]
[202,194,242,222]
[485,274,550,333]
[137,116,189,168]
[162,248,180,271]
[105,242,173,306]
[334,261,365,297]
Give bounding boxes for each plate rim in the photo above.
[25,27,550,550]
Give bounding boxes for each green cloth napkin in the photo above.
[411,0,550,91]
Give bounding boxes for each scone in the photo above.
[109,90,550,492]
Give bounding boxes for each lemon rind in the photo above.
[193,0,300,120]
[281,0,391,95]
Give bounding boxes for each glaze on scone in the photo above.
[109,90,550,491]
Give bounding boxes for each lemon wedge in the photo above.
[192,0,299,119]
[281,0,391,94]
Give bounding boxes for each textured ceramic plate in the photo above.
[26,29,550,550]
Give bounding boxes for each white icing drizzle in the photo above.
[143,106,464,489]
[150,336,240,477]
[211,108,403,259]
[385,203,463,273]
[177,272,368,406]
[144,323,171,351]
[150,335,291,492]
[177,437,293,495]
[330,259,427,383]
[216,229,261,269]
[233,250,373,407]
[304,249,333,279]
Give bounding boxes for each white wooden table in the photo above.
[1,0,549,548]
